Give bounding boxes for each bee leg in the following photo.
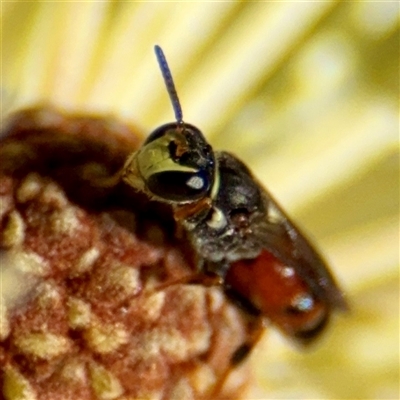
[147,258,228,294]
[140,272,223,300]
[89,168,123,188]
[205,316,265,399]
[231,316,265,366]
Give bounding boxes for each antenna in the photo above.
[154,45,184,125]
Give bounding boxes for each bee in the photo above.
[123,45,347,373]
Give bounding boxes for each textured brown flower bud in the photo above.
[0,107,252,400]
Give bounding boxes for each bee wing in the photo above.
[257,187,348,311]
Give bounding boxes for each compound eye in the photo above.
[147,169,210,202]
[137,123,215,203]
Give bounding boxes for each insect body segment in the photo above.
[122,46,347,369]
[184,151,268,264]
[225,250,329,342]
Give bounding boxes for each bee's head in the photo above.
[123,122,215,203]
[123,45,216,203]
[123,45,217,204]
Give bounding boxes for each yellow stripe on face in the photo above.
[137,130,198,181]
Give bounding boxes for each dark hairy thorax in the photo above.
[181,151,268,264]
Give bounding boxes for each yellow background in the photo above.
[2,2,399,399]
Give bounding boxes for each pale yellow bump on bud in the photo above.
[88,361,123,400]
[0,255,40,310]
[136,329,177,360]
[67,297,92,329]
[0,194,12,220]
[223,302,247,337]
[71,247,100,277]
[143,274,161,291]
[16,174,43,203]
[105,263,140,298]
[10,250,49,276]
[138,325,210,363]
[50,206,80,236]
[188,328,212,357]
[189,363,217,395]
[167,287,211,356]
[178,285,206,305]
[84,319,129,354]
[1,210,25,248]
[13,332,72,360]
[40,182,68,208]
[0,295,11,340]
[169,378,194,400]
[59,359,88,385]
[207,287,225,313]
[139,291,166,322]
[3,365,37,400]
[36,281,62,309]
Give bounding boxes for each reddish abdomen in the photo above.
[225,250,329,343]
